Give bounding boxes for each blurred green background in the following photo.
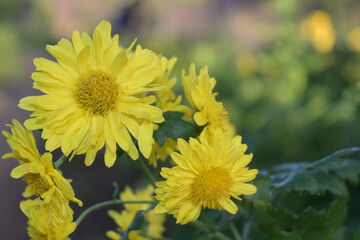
[1,0,360,239]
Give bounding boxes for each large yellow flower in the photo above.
[19,20,166,167]
[154,129,258,224]
[106,185,165,240]
[182,64,235,138]
[2,120,82,206]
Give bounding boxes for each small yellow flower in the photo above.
[347,27,360,53]
[182,64,235,138]
[21,198,76,240]
[154,129,258,224]
[106,185,165,240]
[19,20,167,167]
[300,11,336,53]
[2,120,82,206]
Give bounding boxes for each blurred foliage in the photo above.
[0,24,22,80]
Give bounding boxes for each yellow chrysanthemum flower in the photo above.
[347,27,360,53]
[154,129,258,224]
[106,185,165,240]
[182,64,235,138]
[21,198,76,240]
[19,20,166,167]
[2,120,82,206]
[300,11,336,53]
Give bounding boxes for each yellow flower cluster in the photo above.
[106,186,165,240]
[154,64,257,224]
[2,20,258,237]
[2,120,82,239]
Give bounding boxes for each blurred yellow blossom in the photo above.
[236,53,258,76]
[347,27,360,53]
[106,185,165,240]
[301,10,336,53]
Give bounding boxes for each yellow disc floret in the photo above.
[191,167,233,208]
[75,70,119,115]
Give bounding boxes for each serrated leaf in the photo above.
[154,111,202,146]
[254,198,347,240]
[270,147,360,196]
[249,174,272,202]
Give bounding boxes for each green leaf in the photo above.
[254,197,347,240]
[249,174,272,202]
[154,111,202,146]
[270,147,360,196]
[120,210,149,240]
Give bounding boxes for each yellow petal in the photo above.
[10,164,29,178]
[176,201,201,224]
[138,121,153,158]
[218,197,238,214]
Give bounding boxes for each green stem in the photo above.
[230,222,242,240]
[191,220,232,240]
[136,157,156,187]
[242,214,254,240]
[112,182,120,200]
[75,200,154,226]
[54,155,69,168]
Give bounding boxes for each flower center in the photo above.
[23,173,47,196]
[191,167,233,208]
[75,70,119,115]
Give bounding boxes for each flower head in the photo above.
[182,64,235,138]
[19,20,167,167]
[2,120,82,206]
[301,11,336,53]
[347,27,360,53]
[154,129,258,224]
[21,198,76,240]
[106,185,165,240]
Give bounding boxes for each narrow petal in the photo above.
[138,120,153,158]
[218,197,238,214]
[176,201,201,224]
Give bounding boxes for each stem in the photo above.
[136,157,156,187]
[112,182,120,200]
[230,222,242,240]
[191,220,232,240]
[54,155,69,168]
[242,214,254,240]
[75,200,154,226]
